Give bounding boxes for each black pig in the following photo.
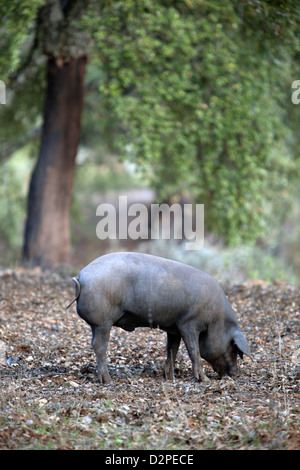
[68,252,251,384]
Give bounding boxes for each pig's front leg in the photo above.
[91,325,112,384]
[179,324,209,382]
[165,333,181,380]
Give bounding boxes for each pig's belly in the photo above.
[113,309,181,335]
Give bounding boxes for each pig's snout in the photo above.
[211,351,238,378]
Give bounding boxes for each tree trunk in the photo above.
[23,55,86,267]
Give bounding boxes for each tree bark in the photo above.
[23,55,87,266]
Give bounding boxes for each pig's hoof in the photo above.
[97,370,112,385]
[200,374,210,383]
[164,367,175,381]
[195,373,209,383]
[165,374,175,382]
[98,376,112,385]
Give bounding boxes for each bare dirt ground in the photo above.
[0,267,299,450]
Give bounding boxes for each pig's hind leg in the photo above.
[165,333,181,381]
[91,325,112,384]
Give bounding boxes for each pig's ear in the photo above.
[233,330,252,360]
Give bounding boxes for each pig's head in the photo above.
[199,328,251,378]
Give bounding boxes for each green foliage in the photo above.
[0,0,46,163]
[0,150,33,264]
[1,0,300,252]
[87,0,300,244]
[0,0,44,79]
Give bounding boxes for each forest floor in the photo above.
[0,267,299,450]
